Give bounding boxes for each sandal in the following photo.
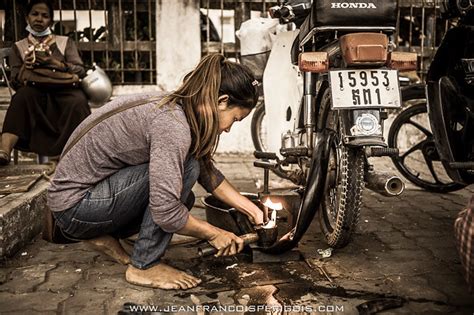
[0,149,11,166]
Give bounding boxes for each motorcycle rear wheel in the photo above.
[319,134,365,248]
[388,102,466,193]
[251,102,267,152]
[312,86,364,248]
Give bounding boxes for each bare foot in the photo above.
[85,235,131,265]
[125,264,201,290]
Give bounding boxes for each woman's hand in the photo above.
[24,49,35,69]
[207,229,244,257]
[249,207,265,226]
[212,179,265,226]
[34,50,64,69]
[177,214,244,257]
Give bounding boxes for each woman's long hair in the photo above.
[161,54,259,163]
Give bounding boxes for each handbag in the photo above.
[16,35,80,89]
[18,64,80,89]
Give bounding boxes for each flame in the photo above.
[263,198,283,211]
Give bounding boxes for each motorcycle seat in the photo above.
[291,15,330,65]
[291,1,399,65]
[311,0,398,28]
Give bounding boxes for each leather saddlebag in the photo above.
[312,0,398,27]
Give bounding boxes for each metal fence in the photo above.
[1,0,156,85]
[0,0,453,85]
[200,0,271,57]
[397,0,450,80]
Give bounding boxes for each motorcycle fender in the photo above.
[345,137,387,147]
[263,30,302,154]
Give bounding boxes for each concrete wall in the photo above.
[156,0,201,91]
[153,1,255,152]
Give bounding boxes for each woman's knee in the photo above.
[183,191,195,210]
[184,158,200,183]
[75,90,89,103]
[11,86,43,104]
[59,89,89,111]
[181,158,200,197]
[71,92,90,110]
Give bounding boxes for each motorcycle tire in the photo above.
[388,93,466,193]
[311,86,364,248]
[251,102,266,152]
[319,143,365,248]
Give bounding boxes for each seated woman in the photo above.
[0,0,90,165]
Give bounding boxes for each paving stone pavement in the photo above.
[0,154,473,314]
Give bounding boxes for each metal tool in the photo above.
[197,227,278,257]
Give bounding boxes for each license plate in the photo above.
[329,69,401,109]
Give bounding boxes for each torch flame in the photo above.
[263,198,283,211]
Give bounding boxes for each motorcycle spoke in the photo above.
[422,151,442,184]
[407,119,431,136]
[400,139,426,160]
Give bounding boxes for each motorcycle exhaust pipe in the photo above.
[261,130,332,254]
[365,171,405,197]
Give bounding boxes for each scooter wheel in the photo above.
[250,101,294,180]
[388,101,466,193]
[251,102,267,152]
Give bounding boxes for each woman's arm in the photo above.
[62,38,86,77]
[198,161,264,225]
[9,45,24,90]
[212,179,265,225]
[177,214,244,256]
[37,38,86,77]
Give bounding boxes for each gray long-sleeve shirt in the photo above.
[47,93,225,233]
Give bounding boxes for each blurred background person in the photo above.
[0,0,90,165]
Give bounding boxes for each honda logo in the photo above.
[331,2,377,9]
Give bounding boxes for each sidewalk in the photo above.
[0,154,473,314]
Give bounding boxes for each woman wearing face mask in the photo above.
[47,53,265,290]
[0,0,90,165]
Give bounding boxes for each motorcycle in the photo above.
[252,0,417,253]
[388,1,474,192]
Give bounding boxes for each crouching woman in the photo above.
[47,54,264,290]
